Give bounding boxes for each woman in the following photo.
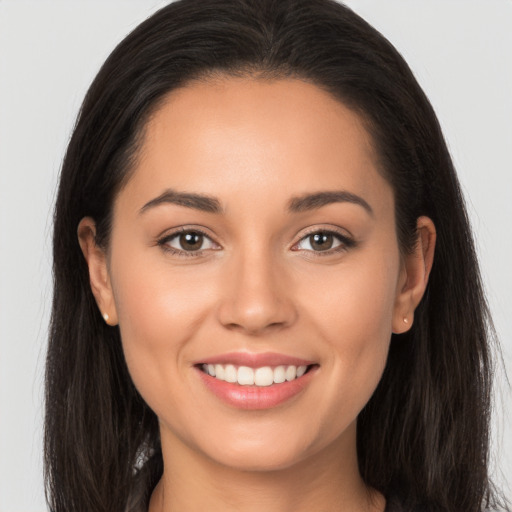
[44,1,508,511]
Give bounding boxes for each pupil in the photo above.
[180,232,203,251]
[311,233,333,251]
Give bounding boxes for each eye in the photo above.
[159,229,219,254]
[294,230,354,253]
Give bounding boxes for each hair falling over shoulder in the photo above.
[45,1,509,511]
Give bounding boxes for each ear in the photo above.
[77,217,118,326]
[392,216,436,334]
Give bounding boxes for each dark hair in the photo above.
[45,1,507,511]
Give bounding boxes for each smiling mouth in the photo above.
[199,363,316,387]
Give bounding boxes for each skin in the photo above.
[79,78,435,512]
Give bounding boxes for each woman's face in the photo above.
[82,78,431,472]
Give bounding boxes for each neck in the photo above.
[148,422,385,512]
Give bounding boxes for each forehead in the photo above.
[119,77,391,217]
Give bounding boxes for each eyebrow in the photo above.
[139,189,223,215]
[288,190,373,216]
[139,188,373,217]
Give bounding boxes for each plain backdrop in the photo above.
[0,1,511,510]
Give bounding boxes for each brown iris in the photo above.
[179,231,204,251]
[309,232,334,251]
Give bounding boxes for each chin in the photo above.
[190,423,331,473]
[208,443,311,472]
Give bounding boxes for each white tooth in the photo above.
[237,366,255,385]
[214,364,225,380]
[254,366,274,386]
[296,365,307,377]
[273,365,286,384]
[202,364,208,373]
[285,365,297,381]
[207,364,216,377]
[224,364,237,383]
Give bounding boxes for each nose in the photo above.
[216,249,297,336]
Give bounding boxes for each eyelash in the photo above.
[157,227,356,258]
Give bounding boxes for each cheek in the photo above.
[300,248,400,410]
[304,247,399,336]
[109,247,216,407]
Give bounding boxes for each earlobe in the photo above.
[392,216,436,334]
[77,217,118,325]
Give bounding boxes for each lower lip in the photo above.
[196,366,317,410]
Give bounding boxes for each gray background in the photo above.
[0,1,510,510]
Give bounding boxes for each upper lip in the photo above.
[195,351,316,368]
